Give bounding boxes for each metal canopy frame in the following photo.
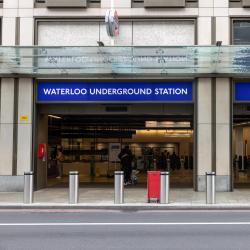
[1,45,250,77]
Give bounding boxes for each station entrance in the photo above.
[233,103,250,187]
[35,103,194,190]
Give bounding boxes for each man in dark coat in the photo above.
[118,146,133,185]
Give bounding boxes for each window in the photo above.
[35,0,100,8]
[230,0,250,7]
[132,0,198,8]
[36,19,195,46]
[232,20,250,45]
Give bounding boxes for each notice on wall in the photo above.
[109,143,121,163]
[20,115,29,121]
[37,81,193,102]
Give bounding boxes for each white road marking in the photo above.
[0,222,250,226]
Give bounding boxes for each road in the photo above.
[0,209,250,250]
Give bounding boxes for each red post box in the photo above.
[147,171,160,203]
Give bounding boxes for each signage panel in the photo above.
[37,81,193,102]
[235,82,250,101]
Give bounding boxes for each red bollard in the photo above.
[147,171,160,203]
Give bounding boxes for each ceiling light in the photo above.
[48,115,62,119]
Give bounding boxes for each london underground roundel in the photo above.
[105,9,119,37]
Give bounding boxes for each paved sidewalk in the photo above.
[1,188,250,209]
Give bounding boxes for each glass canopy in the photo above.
[1,46,250,77]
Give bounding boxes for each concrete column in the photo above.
[214,4,230,191]
[0,79,23,191]
[196,4,213,191]
[0,0,23,191]
[1,0,16,173]
[215,78,231,191]
[19,0,34,45]
[19,18,34,45]
[16,79,33,175]
[0,79,15,175]
[2,0,18,45]
[16,5,34,175]
[196,78,213,191]
[198,17,212,45]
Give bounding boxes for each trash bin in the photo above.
[147,171,160,203]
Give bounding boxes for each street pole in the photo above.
[110,0,115,46]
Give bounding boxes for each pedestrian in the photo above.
[159,152,167,170]
[56,147,64,179]
[170,151,177,170]
[118,146,133,185]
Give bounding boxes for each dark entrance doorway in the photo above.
[35,103,194,190]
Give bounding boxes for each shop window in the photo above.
[230,0,250,7]
[35,0,100,8]
[232,20,250,45]
[132,0,198,8]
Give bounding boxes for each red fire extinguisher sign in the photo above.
[37,144,46,159]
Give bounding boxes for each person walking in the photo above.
[159,152,167,170]
[56,147,64,179]
[118,146,133,185]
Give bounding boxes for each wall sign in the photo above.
[109,143,121,163]
[20,115,29,121]
[235,82,250,101]
[37,81,193,102]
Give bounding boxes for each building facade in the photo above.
[0,0,250,192]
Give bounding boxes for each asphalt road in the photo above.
[0,210,250,250]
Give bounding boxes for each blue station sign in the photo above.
[37,81,193,102]
[235,82,250,101]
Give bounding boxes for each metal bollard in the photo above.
[160,172,169,204]
[114,171,124,204]
[206,172,216,204]
[69,171,79,204]
[24,171,34,204]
